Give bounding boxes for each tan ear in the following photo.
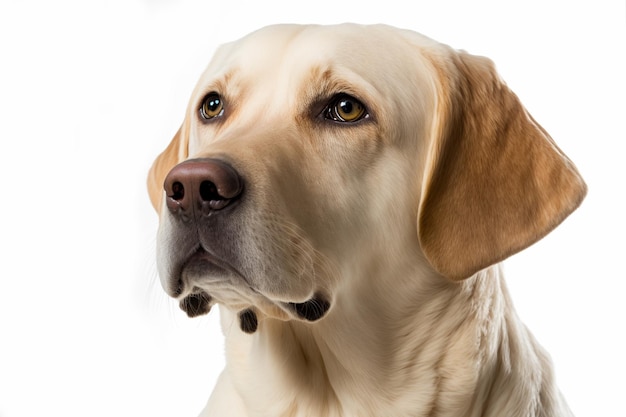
[418,51,587,280]
[147,125,189,212]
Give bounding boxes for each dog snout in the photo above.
[163,158,243,219]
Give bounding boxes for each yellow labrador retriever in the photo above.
[148,24,586,417]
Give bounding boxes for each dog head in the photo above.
[148,24,586,330]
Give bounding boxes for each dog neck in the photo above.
[218,264,571,417]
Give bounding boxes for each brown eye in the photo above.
[325,94,367,122]
[200,93,224,120]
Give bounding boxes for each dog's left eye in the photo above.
[324,94,368,123]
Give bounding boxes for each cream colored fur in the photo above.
[148,24,586,417]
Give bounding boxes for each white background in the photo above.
[0,1,624,416]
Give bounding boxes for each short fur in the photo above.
[148,24,586,417]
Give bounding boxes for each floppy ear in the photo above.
[418,51,587,280]
[147,125,189,212]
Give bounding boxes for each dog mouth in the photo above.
[176,247,332,330]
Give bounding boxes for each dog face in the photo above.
[148,24,586,330]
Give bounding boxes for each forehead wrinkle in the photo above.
[296,64,380,121]
[192,69,240,106]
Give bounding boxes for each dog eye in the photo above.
[200,93,224,120]
[324,94,368,123]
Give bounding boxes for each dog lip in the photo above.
[179,291,212,317]
[238,309,259,333]
[288,293,331,321]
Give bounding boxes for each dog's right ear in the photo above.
[147,125,189,212]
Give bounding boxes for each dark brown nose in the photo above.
[163,158,243,219]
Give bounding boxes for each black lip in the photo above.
[179,292,212,317]
[238,309,259,333]
[288,294,331,321]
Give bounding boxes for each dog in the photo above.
[147,24,586,417]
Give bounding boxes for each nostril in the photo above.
[171,182,185,201]
[199,180,219,201]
